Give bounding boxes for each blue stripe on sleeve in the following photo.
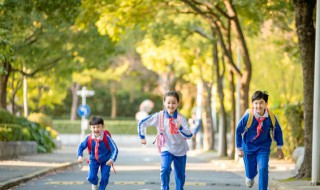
[137,113,156,139]
[108,136,118,162]
[179,126,193,138]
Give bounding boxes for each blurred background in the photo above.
[1,0,317,179]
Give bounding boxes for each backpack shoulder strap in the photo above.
[245,109,254,129]
[242,109,254,138]
[158,111,165,132]
[103,130,111,151]
[104,130,112,138]
[87,135,92,154]
[267,109,276,127]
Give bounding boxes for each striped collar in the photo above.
[164,110,178,119]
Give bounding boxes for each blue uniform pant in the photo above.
[160,151,187,190]
[87,160,111,190]
[243,149,270,190]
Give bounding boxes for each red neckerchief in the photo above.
[169,117,179,134]
[251,117,267,141]
[94,139,102,161]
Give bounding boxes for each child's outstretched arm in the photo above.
[274,116,284,159]
[77,137,89,163]
[107,135,118,165]
[137,112,159,144]
[178,116,193,139]
[235,113,249,157]
[103,135,118,166]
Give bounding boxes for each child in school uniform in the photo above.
[138,91,193,190]
[77,116,118,190]
[236,91,284,190]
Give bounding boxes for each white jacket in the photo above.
[138,110,193,156]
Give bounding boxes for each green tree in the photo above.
[293,0,316,179]
[0,0,80,110]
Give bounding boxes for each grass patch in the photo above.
[278,177,311,182]
[53,119,157,135]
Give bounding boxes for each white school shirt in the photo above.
[138,110,193,156]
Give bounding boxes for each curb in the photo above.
[0,161,78,190]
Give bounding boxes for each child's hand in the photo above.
[78,156,83,163]
[276,149,284,159]
[237,150,244,158]
[141,139,147,144]
[106,159,113,166]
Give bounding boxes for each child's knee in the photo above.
[161,165,172,173]
[258,164,268,173]
[100,173,110,181]
[87,175,98,184]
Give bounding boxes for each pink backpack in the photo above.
[153,111,181,153]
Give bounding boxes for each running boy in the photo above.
[138,91,193,190]
[236,91,284,190]
[77,116,118,190]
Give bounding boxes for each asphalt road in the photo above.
[11,146,257,190]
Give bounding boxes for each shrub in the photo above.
[28,113,53,129]
[271,103,304,159]
[21,127,31,141]
[0,124,22,141]
[0,109,17,124]
[16,117,56,153]
[0,110,55,153]
[46,126,59,139]
[27,112,59,140]
[52,118,157,135]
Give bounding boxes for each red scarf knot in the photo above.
[252,117,267,141]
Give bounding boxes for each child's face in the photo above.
[252,98,267,116]
[163,95,179,115]
[90,124,104,138]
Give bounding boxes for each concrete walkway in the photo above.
[0,135,319,190]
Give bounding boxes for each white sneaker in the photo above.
[91,184,98,190]
[245,178,254,188]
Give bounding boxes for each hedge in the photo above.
[0,124,22,141]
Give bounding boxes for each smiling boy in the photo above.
[77,116,118,190]
[236,91,284,190]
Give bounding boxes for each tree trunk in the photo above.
[110,82,117,118]
[0,62,11,109]
[224,0,252,114]
[202,82,214,151]
[10,71,22,115]
[229,69,236,159]
[213,37,227,157]
[23,74,28,117]
[70,82,80,121]
[293,0,316,179]
[36,86,42,111]
[159,71,176,95]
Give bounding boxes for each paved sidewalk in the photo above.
[189,150,320,190]
[0,145,78,190]
[0,135,319,190]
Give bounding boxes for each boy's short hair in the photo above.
[89,116,104,125]
[251,91,269,103]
